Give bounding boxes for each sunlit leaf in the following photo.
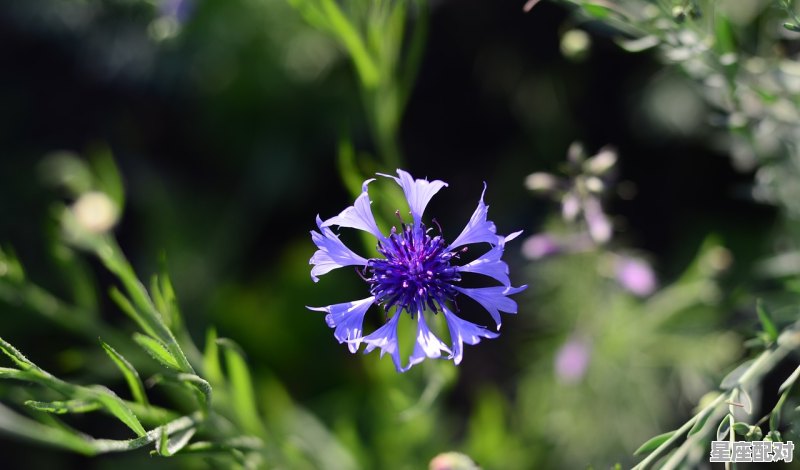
[688,407,713,436]
[633,430,675,456]
[25,399,101,414]
[582,3,612,19]
[218,338,262,434]
[101,340,149,406]
[133,333,180,370]
[90,386,147,437]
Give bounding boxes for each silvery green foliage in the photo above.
[549,0,800,215]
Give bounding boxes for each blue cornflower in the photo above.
[308,170,526,372]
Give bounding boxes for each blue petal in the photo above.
[310,216,369,282]
[404,311,451,371]
[447,184,501,250]
[307,297,375,353]
[453,285,527,330]
[442,306,499,365]
[457,231,522,285]
[378,169,448,225]
[321,180,384,239]
[362,313,403,372]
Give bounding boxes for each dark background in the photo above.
[0,0,778,468]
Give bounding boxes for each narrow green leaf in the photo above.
[133,333,180,370]
[0,367,34,380]
[318,0,379,88]
[771,395,787,431]
[784,22,800,32]
[203,328,223,386]
[150,275,171,329]
[583,3,612,19]
[756,300,779,343]
[156,425,169,456]
[714,16,735,54]
[155,426,196,456]
[176,373,212,413]
[0,245,26,283]
[88,145,125,210]
[110,288,158,339]
[90,386,147,437]
[156,263,181,329]
[633,430,675,456]
[0,337,36,370]
[688,407,713,436]
[25,399,101,414]
[101,340,149,406]
[779,365,800,394]
[0,403,96,455]
[218,338,262,434]
[717,414,732,441]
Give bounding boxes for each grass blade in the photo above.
[101,340,149,406]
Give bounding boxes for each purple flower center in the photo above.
[366,223,460,314]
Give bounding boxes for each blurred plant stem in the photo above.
[288,0,428,173]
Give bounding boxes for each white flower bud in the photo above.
[71,192,119,234]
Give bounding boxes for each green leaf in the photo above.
[633,430,675,456]
[756,300,779,343]
[688,407,713,436]
[0,402,96,455]
[88,145,125,211]
[203,328,223,386]
[0,367,34,380]
[156,261,181,329]
[101,340,149,406]
[154,426,196,456]
[90,386,147,437]
[0,337,37,370]
[0,245,25,283]
[740,388,753,414]
[110,288,159,339]
[779,365,800,394]
[218,338,262,434]
[733,422,751,436]
[746,425,763,441]
[582,3,612,19]
[717,414,732,441]
[721,360,754,389]
[133,333,180,370]
[175,373,212,413]
[784,22,800,32]
[25,399,101,414]
[713,16,735,54]
[318,0,379,88]
[150,276,170,329]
